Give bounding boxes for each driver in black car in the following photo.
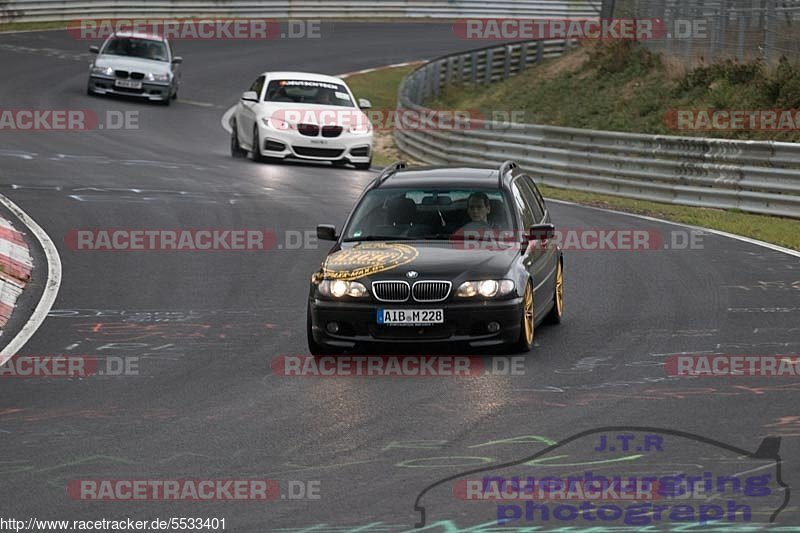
[460,192,493,231]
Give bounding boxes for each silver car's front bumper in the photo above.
[88,75,171,101]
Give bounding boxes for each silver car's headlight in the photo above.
[319,280,368,298]
[91,65,114,76]
[146,72,170,82]
[456,279,515,298]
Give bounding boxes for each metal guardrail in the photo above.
[394,40,800,219]
[0,1,601,23]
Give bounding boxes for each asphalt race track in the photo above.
[1,23,799,532]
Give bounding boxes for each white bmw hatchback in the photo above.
[230,71,373,169]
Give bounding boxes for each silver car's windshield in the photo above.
[102,37,168,62]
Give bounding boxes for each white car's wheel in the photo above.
[230,120,246,158]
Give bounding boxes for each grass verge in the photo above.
[343,63,800,251]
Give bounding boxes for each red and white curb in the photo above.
[0,216,32,328]
[0,193,62,365]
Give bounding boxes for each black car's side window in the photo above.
[522,175,547,219]
[249,76,265,99]
[517,178,544,222]
[510,181,535,230]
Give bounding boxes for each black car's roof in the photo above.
[377,166,501,189]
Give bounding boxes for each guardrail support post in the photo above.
[536,40,544,63]
[470,50,478,83]
[503,45,512,79]
[519,42,529,70]
[485,49,494,84]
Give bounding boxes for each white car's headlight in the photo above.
[349,122,372,134]
[319,280,368,298]
[146,72,170,82]
[456,279,515,298]
[91,66,114,76]
[264,117,294,130]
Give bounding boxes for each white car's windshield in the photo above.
[102,37,168,62]
[264,79,354,107]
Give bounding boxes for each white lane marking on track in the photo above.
[220,61,426,135]
[547,198,800,259]
[0,193,62,365]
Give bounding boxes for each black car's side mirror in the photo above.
[89,45,99,54]
[317,224,338,241]
[528,223,556,241]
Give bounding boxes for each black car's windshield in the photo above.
[264,79,354,107]
[102,37,168,62]
[342,188,515,242]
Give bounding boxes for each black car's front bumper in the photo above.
[309,297,524,351]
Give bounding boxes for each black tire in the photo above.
[86,84,95,96]
[230,120,246,158]
[307,305,336,356]
[251,127,266,163]
[513,281,535,353]
[544,259,564,325]
[159,95,171,106]
[171,88,178,100]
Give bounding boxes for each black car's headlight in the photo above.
[318,279,368,298]
[456,279,515,298]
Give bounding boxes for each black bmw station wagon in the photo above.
[307,161,563,354]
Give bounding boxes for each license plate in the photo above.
[115,79,142,89]
[377,309,444,326]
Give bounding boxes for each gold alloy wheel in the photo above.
[555,261,564,317]
[523,282,534,345]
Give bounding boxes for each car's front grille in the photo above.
[293,146,344,158]
[297,123,319,136]
[321,125,342,138]
[130,72,145,80]
[372,281,410,302]
[412,281,452,302]
[371,324,452,340]
[115,70,129,78]
[114,86,145,94]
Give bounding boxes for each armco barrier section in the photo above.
[0,1,600,23]
[394,40,800,218]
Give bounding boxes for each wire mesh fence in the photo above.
[605,0,800,64]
